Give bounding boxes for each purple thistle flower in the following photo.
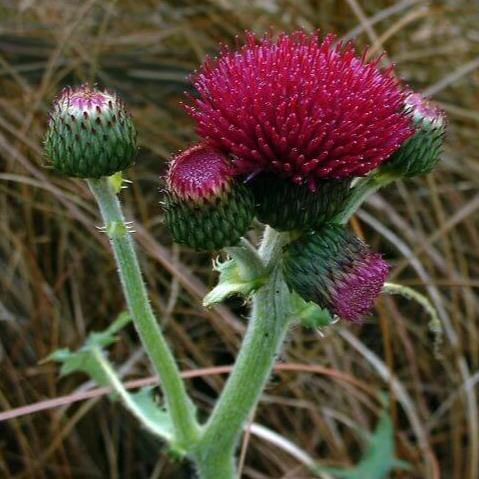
[186,31,413,190]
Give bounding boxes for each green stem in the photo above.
[91,347,173,441]
[334,174,394,224]
[259,226,291,267]
[87,178,198,449]
[383,282,443,353]
[194,230,291,478]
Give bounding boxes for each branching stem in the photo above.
[194,229,292,478]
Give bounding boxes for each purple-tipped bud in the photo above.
[163,144,255,251]
[283,224,389,322]
[44,84,137,178]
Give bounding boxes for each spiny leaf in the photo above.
[48,347,110,387]
[47,311,131,385]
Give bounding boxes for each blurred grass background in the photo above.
[1,0,479,477]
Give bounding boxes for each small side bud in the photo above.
[163,144,255,251]
[250,174,351,231]
[381,93,446,178]
[283,224,389,322]
[43,85,137,178]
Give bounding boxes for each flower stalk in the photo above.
[87,177,199,450]
[194,230,292,478]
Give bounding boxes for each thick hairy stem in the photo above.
[87,178,198,449]
[194,230,291,478]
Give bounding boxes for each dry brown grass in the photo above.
[0,0,478,477]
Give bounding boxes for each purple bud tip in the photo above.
[55,85,117,114]
[405,93,445,126]
[167,144,234,201]
[331,252,389,322]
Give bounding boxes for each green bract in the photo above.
[381,93,445,178]
[163,182,255,252]
[44,85,137,178]
[250,174,351,231]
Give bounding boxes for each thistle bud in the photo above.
[283,225,389,322]
[163,144,255,251]
[44,85,137,178]
[250,174,350,231]
[381,93,446,178]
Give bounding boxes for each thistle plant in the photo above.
[44,32,445,478]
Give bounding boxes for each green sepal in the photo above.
[250,174,351,231]
[289,291,334,329]
[164,181,255,252]
[203,257,266,307]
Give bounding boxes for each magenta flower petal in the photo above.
[167,144,234,201]
[186,31,413,188]
[331,252,390,322]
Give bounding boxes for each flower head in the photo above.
[283,224,389,322]
[44,84,137,178]
[163,143,255,251]
[57,84,115,112]
[167,144,234,201]
[186,31,413,190]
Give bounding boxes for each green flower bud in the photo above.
[44,85,137,178]
[163,144,255,251]
[283,224,389,322]
[381,93,446,178]
[249,174,351,231]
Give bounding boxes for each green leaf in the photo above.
[289,292,334,329]
[314,409,410,479]
[130,387,174,440]
[48,347,110,387]
[47,311,131,386]
[108,171,123,194]
[203,258,265,307]
[85,311,131,349]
